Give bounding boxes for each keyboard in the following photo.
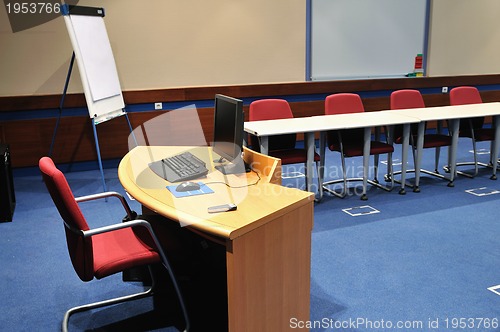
[159,151,209,183]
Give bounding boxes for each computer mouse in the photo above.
[175,181,201,192]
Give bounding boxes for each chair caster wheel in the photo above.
[447,181,454,187]
[361,194,368,201]
[399,188,406,195]
[413,186,420,193]
[490,174,497,180]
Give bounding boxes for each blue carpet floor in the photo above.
[1,138,500,331]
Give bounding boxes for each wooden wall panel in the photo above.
[2,76,500,168]
[3,74,500,112]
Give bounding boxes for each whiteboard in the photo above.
[310,0,428,80]
[63,7,125,124]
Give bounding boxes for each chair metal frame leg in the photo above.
[387,138,418,191]
[392,147,453,190]
[390,128,454,191]
[443,123,497,179]
[434,147,441,173]
[445,118,500,180]
[322,154,395,200]
[385,151,395,191]
[469,136,480,176]
[63,255,190,332]
[374,154,380,183]
[322,131,395,200]
[62,265,157,332]
[443,140,482,178]
[322,135,348,199]
[373,151,395,189]
[443,120,479,178]
[61,210,190,332]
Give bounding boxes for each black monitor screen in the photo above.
[212,94,244,163]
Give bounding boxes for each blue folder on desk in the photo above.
[166,182,214,198]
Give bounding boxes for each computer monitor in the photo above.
[212,94,245,175]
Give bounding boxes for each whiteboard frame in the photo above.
[306,0,431,81]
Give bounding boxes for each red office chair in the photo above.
[39,157,189,332]
[248,99,321,189]
[390,89,453,190]
[448,86,495,178]
[322,93,394,200]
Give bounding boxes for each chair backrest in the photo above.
[248,99,296,151]
[325,93,365,115]
[325,93,365,146]
[249,99,293,121]
[390,89,425,139]
[449,86,482,106]
[390,89,425,110]
[39,157,94,281]
[450,86,484,131]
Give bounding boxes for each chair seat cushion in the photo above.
[269,148,321,165]
[329,141,394,157]
[92,227,160,279]
[422,134,452,148]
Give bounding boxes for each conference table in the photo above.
[118,145,314,331]
[244,110,418,200]
[394,102,500,189]
[244,102,500,199]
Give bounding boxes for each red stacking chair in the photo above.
[390,89,453,190]
[322,93,394,200]
[39,157,189,332]
[248,99,321,190]
[449,86,495,178]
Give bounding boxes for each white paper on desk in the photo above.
[71,15,122,102]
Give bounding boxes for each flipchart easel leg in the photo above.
[49,52,75,157]
[91,118,107,193]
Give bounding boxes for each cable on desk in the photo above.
[204,169,261,189]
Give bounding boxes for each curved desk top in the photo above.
[118,146,314,241]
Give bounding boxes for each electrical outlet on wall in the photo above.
[154,102,162,110]
[442,87,448,94]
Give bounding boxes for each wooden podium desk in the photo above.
[118,146,314,331]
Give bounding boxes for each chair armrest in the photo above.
[82,219,152,237]
[62,218,147,238]
[82,219,171,273]
[75,191,136,220]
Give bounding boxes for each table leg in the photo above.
[305,132,316,195]
[362,127,370,201]
[491,115,500,180]
[447,118,460,187]
[414,122,425,192]
[399,123,410,195]
[259,136,269,155]
[318,132,327,201]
